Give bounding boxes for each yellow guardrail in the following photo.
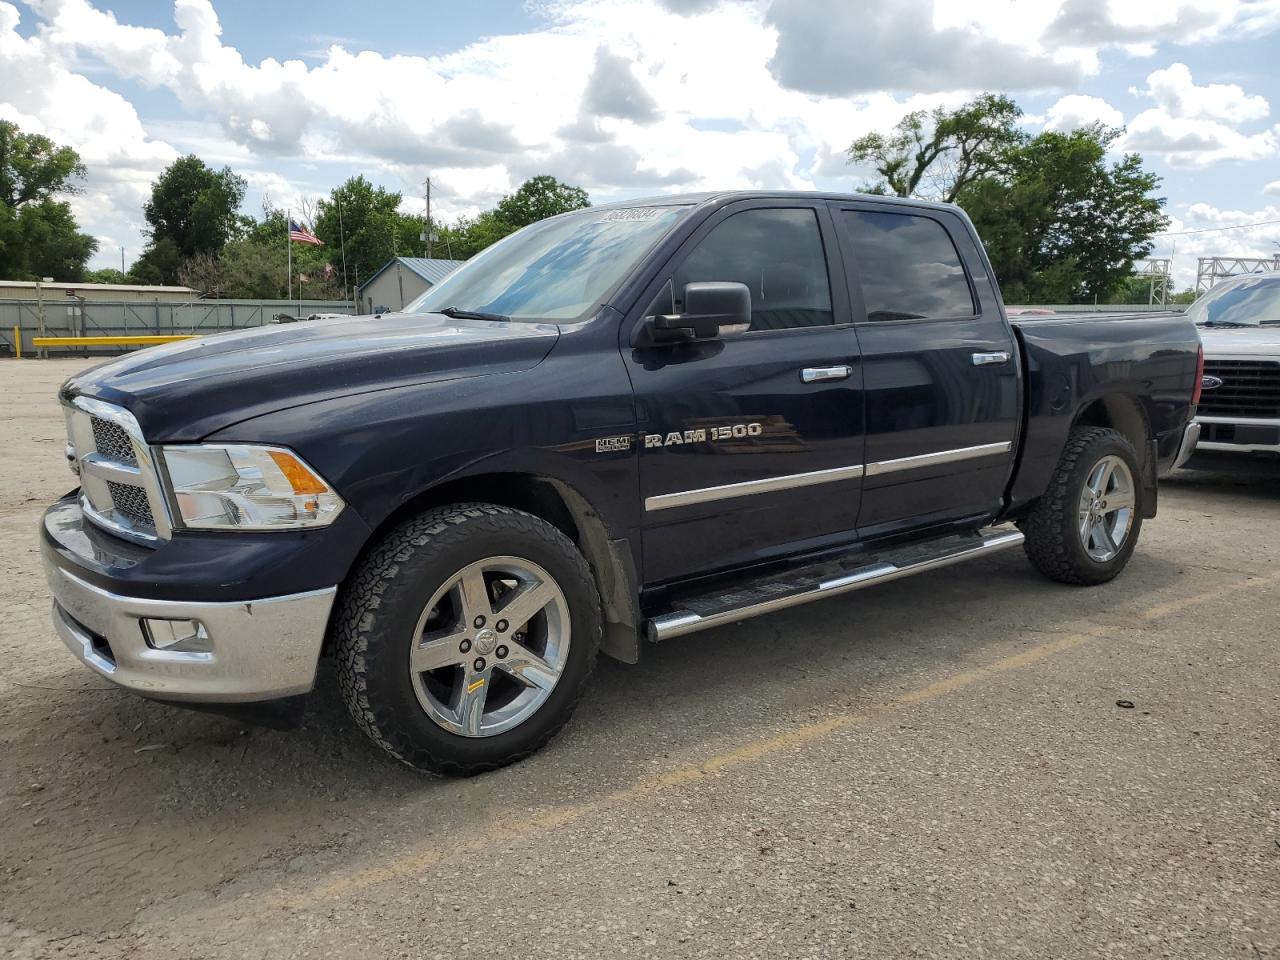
[31,335,198,347]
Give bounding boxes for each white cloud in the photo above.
[1135,62,1269,124]
[1264,180,1280,197]
[6,0,1280,274]
[1152,201,1280,288]
[1043,94,1125,131]
[1121,63,1278,168]
[0,1,178,264]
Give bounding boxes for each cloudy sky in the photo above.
[3,0,1279,288]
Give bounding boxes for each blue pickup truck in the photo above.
[42,191,1202,774]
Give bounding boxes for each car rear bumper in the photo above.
[1169,420,1201,471]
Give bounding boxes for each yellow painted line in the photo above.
[196,570,1280,919]
[31,335,197,347]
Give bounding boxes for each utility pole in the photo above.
[422,177,434,259]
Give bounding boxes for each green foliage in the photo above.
[1169,287,1198,305]
[83,267,130,284]
[133,155,247,283]
[849,94,1024,202]
[313,176,416,289]
[434,176,591,260]
[0,121,97,281]
[957,125,1168,303]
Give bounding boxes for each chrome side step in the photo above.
[647,526,1025,642]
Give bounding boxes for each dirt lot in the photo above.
[1,357,1278,959]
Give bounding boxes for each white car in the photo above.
[1188,273,1280,457]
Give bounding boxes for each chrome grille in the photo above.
[63,397,171,543]
[105,480,154,527]
[90,417,137,465]
[1200,359,1280,418]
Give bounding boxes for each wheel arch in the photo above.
[343,471,642,664]
[1070,392,1157,519]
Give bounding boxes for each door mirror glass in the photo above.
[650,281,751,342]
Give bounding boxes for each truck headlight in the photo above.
[159,444,344,530]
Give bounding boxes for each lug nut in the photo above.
[495,645,508,659]
[459,639,472,653]
[473,657,486,671]
[473,615,486,628]
[496,619,508,633]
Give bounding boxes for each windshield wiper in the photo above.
[1197,320,1252,328]
[439,305,510,323]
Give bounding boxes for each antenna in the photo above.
[421,176,438,259]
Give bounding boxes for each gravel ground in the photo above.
[1,358,1277,960]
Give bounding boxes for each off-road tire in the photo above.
[333,503,601,775]
[1021,426,1144,586]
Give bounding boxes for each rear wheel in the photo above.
[1021,426,1143,586]
[334,503,601,775]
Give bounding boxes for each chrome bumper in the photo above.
[1169,420,1201,472]
[45,560,335,703]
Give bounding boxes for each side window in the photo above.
[839,210,975,322]
[673,208,833,331]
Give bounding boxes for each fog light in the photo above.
[141,617,211,653]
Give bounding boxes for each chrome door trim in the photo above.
[644,441,1014,511]
[972,351,1011,366]
[800,365,853,383]
[864,441,1012,477]
[644,463,866,512]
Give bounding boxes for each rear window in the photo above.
[839,211,975,322]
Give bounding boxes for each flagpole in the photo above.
[286,207,292,314]
[337,193,350,312]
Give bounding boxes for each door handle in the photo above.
[972,351,1011,366]
[800,365,853,383]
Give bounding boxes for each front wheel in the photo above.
[334,503,602,775]
[1021,426,1144,586]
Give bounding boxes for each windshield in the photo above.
[1186,275,1280,326]
[406,205,689,322]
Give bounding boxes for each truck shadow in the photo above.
[6,542,1189,936]
[1164,453,1280,500]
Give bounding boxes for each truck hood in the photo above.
[1198,325,1280,356]
[61,312,560,441]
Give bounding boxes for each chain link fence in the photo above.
[0,298,352,357]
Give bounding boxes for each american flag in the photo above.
[288,219,323,245]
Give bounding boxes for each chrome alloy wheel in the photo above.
[409,556,571,738]
[1077,454,1136,562]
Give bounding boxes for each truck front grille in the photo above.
[1200,359,1280,418]
[90,417,138,466]
[63,398,169,544]
[105,480,155,528]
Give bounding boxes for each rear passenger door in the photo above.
[832,202,1020,535]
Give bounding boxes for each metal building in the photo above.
[356,258,465,313]
[0,280,197,303]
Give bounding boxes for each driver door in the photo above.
[622,201,866,585]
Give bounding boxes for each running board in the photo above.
[647,526,1025,642]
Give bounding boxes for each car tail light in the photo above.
[1191,343,1204,408]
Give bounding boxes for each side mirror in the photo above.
[652,281,751,341]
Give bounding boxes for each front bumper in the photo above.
[42,496,339,703]
[1194,415,1280,455]
[46,560,335,703]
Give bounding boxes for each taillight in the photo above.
[1191,343,1204,408]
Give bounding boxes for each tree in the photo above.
[0,121,98,281]
[493,175,590,229]
[957,125,1168,303]
[849,94,1025,202]
[314,176,417,293]
[83,267,130,284]
[133,155,247,283]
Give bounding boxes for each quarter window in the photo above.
[673,208,833,331]
[840,211,975,322]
